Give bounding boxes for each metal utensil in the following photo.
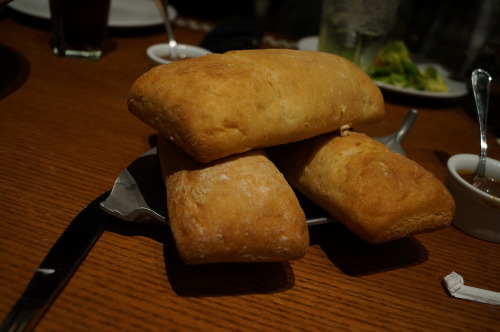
[0,192,111,332]
[100,147,166,224]
[373,108,418,156]
[471,68,492,179]
[158,0,178,60]
[1,147,170,332]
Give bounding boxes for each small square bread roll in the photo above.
[269,131,455,244]
[157,135,309,265]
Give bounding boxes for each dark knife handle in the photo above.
[1,192,111,332]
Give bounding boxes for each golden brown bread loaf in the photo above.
[268,131,456,244]
[157,135,309,265]
[128,49,384,163]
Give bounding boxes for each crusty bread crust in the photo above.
[128,49,384,163]
[157,135,309,265]
[269,131,455,243]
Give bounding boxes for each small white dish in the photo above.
[297,36,318,52]
[446,154,500,243]
[146,43,212,66]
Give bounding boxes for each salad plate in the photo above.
[8,0,177,28]
[374,63,468,99]
[297,36,468,99]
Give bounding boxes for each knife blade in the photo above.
[0,191,112,332]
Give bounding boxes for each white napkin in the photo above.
[444,272,500,305]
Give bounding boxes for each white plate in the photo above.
[374,63,468,99]
[297,36,468,99]
[8,0,177,28]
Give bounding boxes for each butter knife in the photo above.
[0,191,111,332]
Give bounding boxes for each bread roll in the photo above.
[268,131,455,244]
[157,135,309,265]
[128,49,384,163]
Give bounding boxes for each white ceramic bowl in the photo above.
[146,43,212,66]
[446,154,500,243]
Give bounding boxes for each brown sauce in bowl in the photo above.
[458,170,500,198]
[160,55,189,62]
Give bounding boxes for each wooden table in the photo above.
[1,11,499,332]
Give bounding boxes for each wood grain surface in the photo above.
[1,11,499,332]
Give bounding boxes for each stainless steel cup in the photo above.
[49,0,111,60]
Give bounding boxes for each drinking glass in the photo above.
[318,0,401,72]
[49,0,111,60]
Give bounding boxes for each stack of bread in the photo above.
[127,49,455,265]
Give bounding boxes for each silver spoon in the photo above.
[471,68,492,179]
[158,0,179,60]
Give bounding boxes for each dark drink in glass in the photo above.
[49,0,111,60]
